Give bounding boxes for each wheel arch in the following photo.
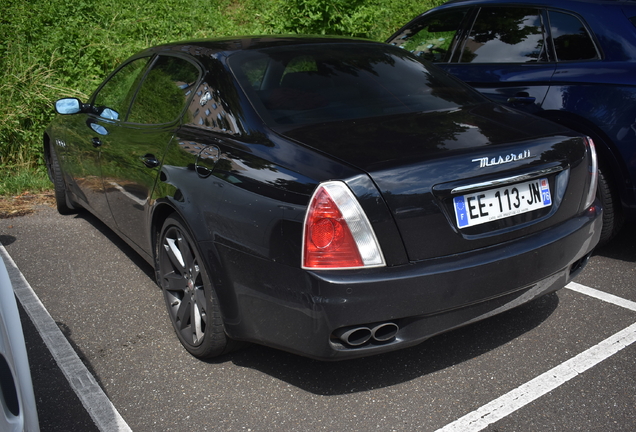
[149,202,179,259]
[537,109,627,242]
[150,201,239,327]
[536,109,629,190]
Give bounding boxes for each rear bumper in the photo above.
[212,204,601,360]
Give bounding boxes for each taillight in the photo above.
[302,181,385,270]
[583,136,598,210]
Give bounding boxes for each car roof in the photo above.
[139,35,382,59]
[439,0,636,12]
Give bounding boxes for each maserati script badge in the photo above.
[472,150,532,168]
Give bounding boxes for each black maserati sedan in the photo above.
[44,36,601,360]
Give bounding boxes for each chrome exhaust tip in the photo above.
[371,322,399,342]
[334,327,372,346]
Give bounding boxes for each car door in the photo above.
[390,6,557,114]
[443,6,557,112]
[62,57,151,224]
[541,9,603,112]
[100,54,201,252]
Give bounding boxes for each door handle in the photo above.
[507,92,536,105]
[141,154,160,168]
[91,137,102,148]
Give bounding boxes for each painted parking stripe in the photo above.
[0,245,132,432]
[436,283,636,432]
[566,281,636,312]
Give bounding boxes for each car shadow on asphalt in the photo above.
[221,292,559,395]
[0,234,16,246]
[72,210,157,282]
[593,223,636,262]
[70,207,563,396]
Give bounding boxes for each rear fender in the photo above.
[536,110,633,210]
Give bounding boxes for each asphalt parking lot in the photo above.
[1,205,634,431]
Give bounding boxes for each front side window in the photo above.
[549,11,599,61]
[460,7,547,63]
[128,55,200,125]
[92,57,150,121]
[390,9,468,62]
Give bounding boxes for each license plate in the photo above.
[453,178,552,228]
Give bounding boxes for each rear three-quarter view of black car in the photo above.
[44,36,601,360]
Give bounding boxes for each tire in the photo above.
[156,215,234,358]
[46,143,76,215]
[596,166,623,247]
[542,119,624,247]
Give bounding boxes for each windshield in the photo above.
[229,43,485,127]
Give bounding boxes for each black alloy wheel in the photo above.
[156,215,230,358]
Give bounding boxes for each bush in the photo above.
[0,0,442,187]
[264,0,436,40]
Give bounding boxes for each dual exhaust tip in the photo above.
[334,322,399,347]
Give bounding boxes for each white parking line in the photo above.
[436,282,636,432]
[0,245,132,432]
[566,281,636,312]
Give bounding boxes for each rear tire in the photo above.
[596,166,623,247]
[542,119,623,247]
[46,143,76,215]
[156,215,238,358]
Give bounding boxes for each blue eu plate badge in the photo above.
[454,196,469,228]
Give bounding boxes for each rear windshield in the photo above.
[228,43,485,127]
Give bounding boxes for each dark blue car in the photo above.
[388,0,636,244]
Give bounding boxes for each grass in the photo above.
[0,165,54,218]
[1,0,444,200]
[0,166,51,196]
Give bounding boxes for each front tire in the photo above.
[46,143,76,215]
[156,215,231,358]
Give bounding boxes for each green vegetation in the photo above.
[0,0,443,195]
[0,167,51,196]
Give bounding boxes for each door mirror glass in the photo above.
[55,98,82,115]
[99,107,120,120]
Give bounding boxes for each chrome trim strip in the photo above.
[451,166,564,195]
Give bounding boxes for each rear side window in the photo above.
[128,55,200,124]
[548,11,599,61]
[460,7,547,63]
[390,9,469,62]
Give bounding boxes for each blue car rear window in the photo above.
[549,11,599,61]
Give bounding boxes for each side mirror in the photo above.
[54,98,83,115]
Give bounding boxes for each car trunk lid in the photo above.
[278,103,591,261]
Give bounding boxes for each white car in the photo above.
[0,256,39,431]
